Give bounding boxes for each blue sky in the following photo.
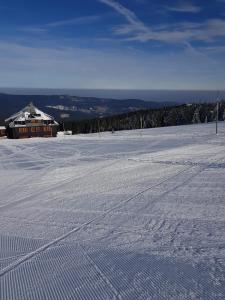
[0,0,225,89]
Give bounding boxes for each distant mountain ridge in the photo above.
[1,88,224,103]
[0,93,176,122]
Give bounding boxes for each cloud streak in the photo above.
[47,16,101,27]
[0,40,223,90]
[99,0,149,33]
[19,15,100,33]
[164,3,201,13]
[98,0,225,45]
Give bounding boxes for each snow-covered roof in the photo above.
[0,126,5,130]
[5,103,58,127]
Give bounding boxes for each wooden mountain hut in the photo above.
[5,103,58,139]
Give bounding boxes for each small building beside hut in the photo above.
[5,103,58,139]
[0,126,6,138]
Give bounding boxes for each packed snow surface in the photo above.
[1,123,225,299]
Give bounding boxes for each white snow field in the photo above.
[1,123,225,299]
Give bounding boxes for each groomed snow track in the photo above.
[1,123,225,299]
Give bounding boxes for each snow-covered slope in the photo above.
[1,123,225,299]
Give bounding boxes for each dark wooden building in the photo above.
[5,103,58,139]
[0,126,6,137]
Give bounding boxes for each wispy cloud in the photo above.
[47,15,101,27]
[98,0,225,45]
[19,15,100,33]
[0,40,223,89]
[19,27,48,33]
[199,45,225,53]
[98,0,154,42]
[164,2,202,13]
[99,0,149,33]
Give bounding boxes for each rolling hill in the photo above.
[0,93,176,123]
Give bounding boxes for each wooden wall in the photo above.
[7,126,58,139]
[0,129,6,137]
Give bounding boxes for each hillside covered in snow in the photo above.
[1,123,225,299]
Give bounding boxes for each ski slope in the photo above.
[1,123,225,299]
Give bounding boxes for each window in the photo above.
[43,126,51,132]
[18,128,28,133]
[15,121,25,125]
[31,120,40,124]
[44,120,54,125]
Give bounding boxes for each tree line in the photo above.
[60,102,225,134]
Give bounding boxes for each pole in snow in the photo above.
[140,116,143,129]
[98,119,100,137]
[215,91,220,135]
[140,115,143,136]
[216,102,219,135]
